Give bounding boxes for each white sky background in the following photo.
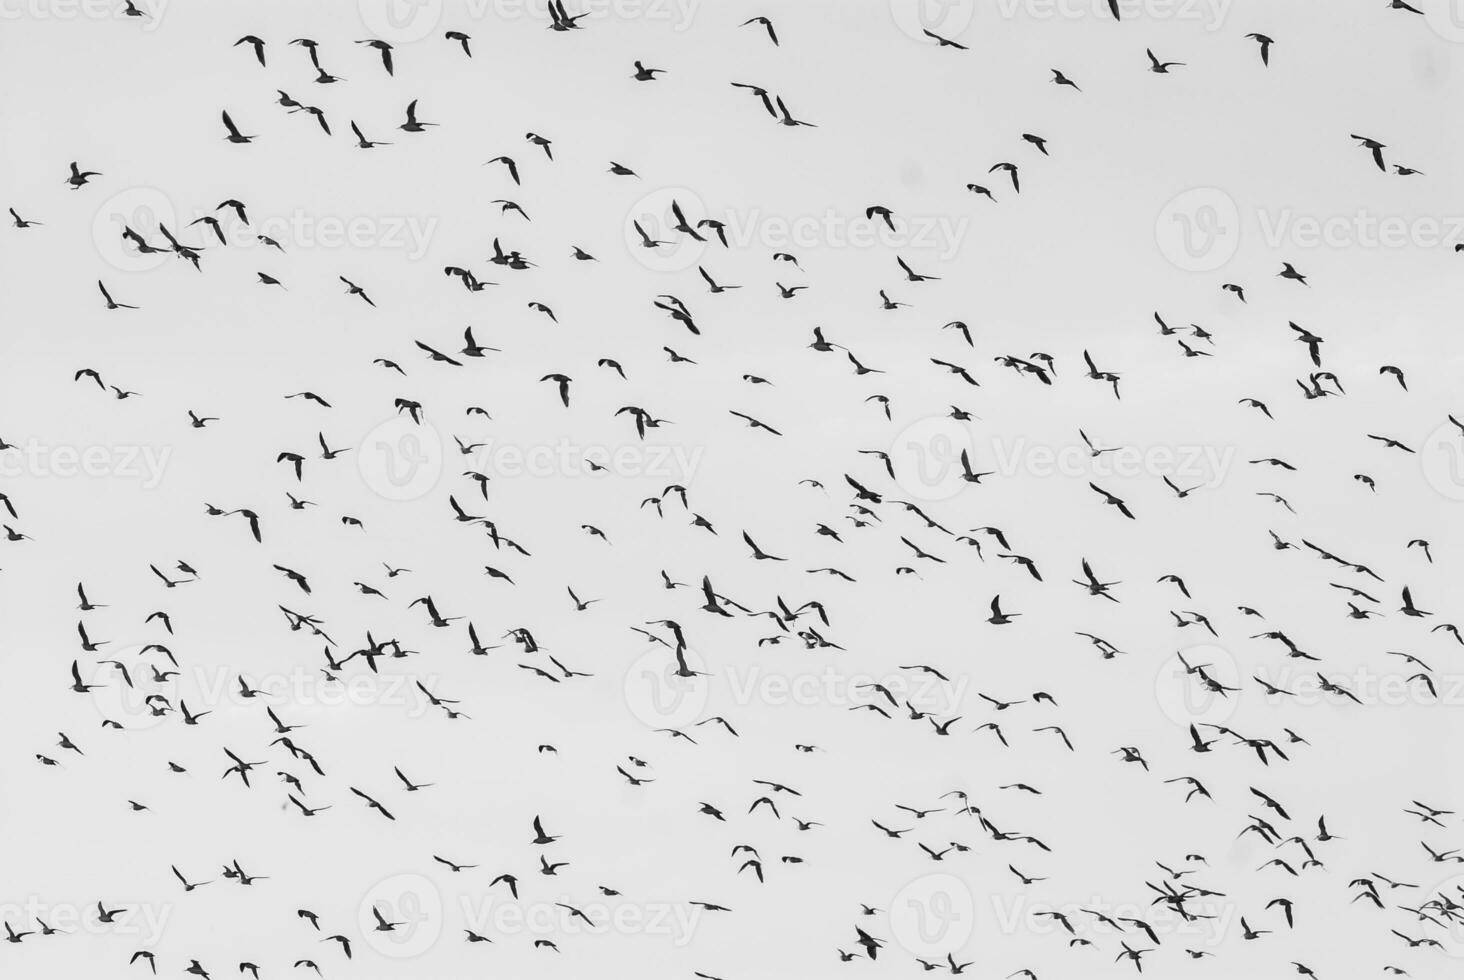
[4,0,1464,977]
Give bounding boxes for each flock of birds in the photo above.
[5,2,1464,979]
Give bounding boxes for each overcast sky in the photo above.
[4,1,1464,978]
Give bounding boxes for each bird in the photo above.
[1246,33,1274,65]
[4,15,1458,980]
[65,161,101,188]
[987,595,1019,625]
[356,38,394,74]
[1089,482,1136,519]
[540,373,572,407]
[923,28,967,49]
[97,280,137,310]
[339,276,375,306]
[220,110,256,143]
[398,99,436,132]
[741,16,778,45]
[349,121,391,148]
[1353,134,1388,172]
[1051,68,1081,90]
[233,34,266,65]
[1146,48,1185,73]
